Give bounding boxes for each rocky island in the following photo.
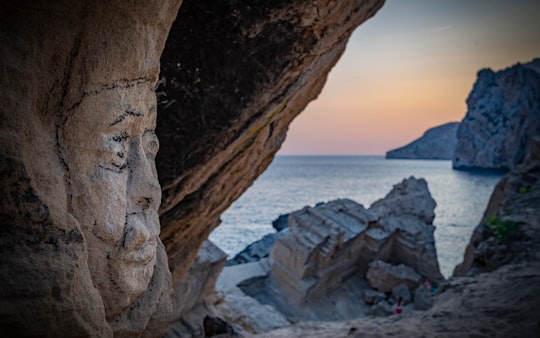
[386,122,459,160]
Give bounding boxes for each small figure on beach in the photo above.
[394,296,403,315]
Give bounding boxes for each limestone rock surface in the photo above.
[366,260,421,293]
[256,263,540,338]
[453,58,540,171]
[0,1,181,336]
[165,240,227,337]
[266,177,443,314]
[386,122,459,160]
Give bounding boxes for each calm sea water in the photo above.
[209,155,502,278]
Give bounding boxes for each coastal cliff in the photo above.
[453,58,540,171]
[386,122,459,160]
[256,140,540,338]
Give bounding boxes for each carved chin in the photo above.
[117,249,157,296]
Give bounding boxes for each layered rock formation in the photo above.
[215,177,444,331]
[453,58,540,171]
[0,0,385,336]
[268,177,443,310]
[386,122,459,160]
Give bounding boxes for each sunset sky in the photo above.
[278,0,540,155]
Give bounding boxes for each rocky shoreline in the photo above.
[174,138,540,337]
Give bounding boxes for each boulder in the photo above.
[227,230,287,266]
[366,261,421,293]
[166,240,227,337]
[272,214,290,232]
[453,58,540,171]
[363,289,386,305]
[386,122,459,160]
[413,286,434,311]
[367,300,393,317]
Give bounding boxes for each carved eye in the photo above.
[106,132,129,172]
[143,130,159,159]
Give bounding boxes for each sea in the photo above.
[209,155,503,278]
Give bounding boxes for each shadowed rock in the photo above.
[156,0,385,283]
[366,260,421,293]
[453,58,540,171]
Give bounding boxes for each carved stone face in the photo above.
[62,85,161,318]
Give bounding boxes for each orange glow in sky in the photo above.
[278,0,540,155]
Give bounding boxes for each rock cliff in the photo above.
[157,0,384,283]
[0,0,384,336]
[386,122,459,160]
[453,58,540,171]
[454,136,540,276]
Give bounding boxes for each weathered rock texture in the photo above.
[0,0,386,336]
[266,177,443,314]
[454,136,540,276]
[386,122,459,160]
[208,178,442,329]
[453,58,540,171]
[257,263,540,338]
[257,137,540,338]
[156,0,385,283]
[366,260,422,293]
[165,240,227,337]
[0,1,182,336]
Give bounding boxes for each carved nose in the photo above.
[126,136,161,238]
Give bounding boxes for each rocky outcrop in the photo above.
[215,177,442,329]
[386,122,459,160]
[156,0,385,283]
[165,240,227,337]
[453,58,540,171]
[227,231,287,266]
[256,134,540,338]
[454,136,540,276]
[0,1,181,336]
[227,213,290,266]
[268,177,443,311]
